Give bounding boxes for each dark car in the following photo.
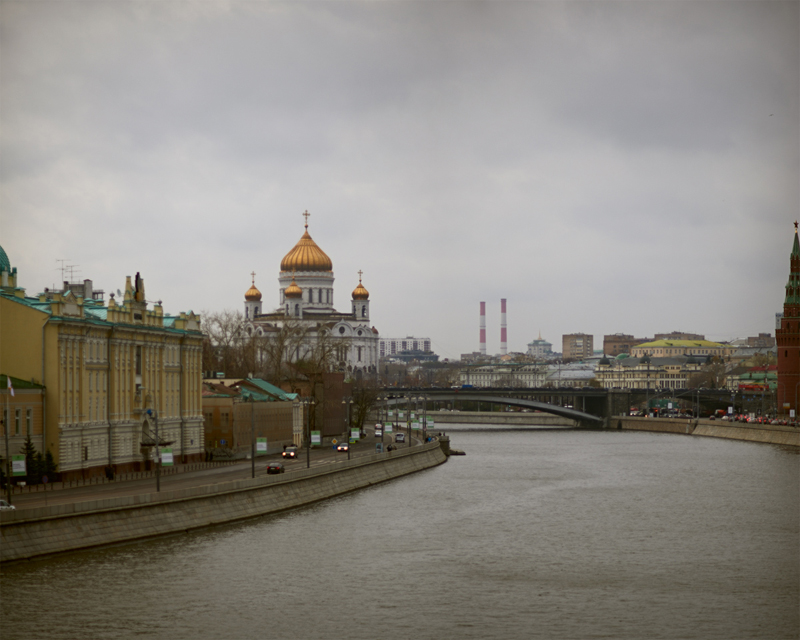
[395,433,405,443]
[336,443,349,452]
[266,462,285,475]
[282,446,299,459]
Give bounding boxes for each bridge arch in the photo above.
[379,393,604,426]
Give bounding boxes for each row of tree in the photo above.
[1,435,58,487]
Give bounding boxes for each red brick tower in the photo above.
[776,222,800,415]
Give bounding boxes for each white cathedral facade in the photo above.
[243,212,379,380]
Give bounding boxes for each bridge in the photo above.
[377,389,627,427]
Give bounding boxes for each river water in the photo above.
[1,429,798,640]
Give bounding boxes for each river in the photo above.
[1,429,798,639]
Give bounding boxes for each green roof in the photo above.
[246,378,298,401]
[1,374,44,390]
[636,339,724,348]
[0,245,9,273]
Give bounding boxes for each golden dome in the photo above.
[284,276,302,299]
[245,273,262,301]
[352,272,369,300]
[280,211,332,272]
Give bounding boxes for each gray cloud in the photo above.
[2,1,796,358]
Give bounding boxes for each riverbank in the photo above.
[0,440,446,563]
[425,410,575,427]
[614,416,800,447]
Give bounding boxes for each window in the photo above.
[15,409,20,435]
[27,408,33,435]
[136,346,142,375]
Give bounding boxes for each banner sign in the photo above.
[311,431,321,445]
[256,438,268,453]
[161,448,174,466]
[384,422,393,434]
[351,428,360,441]
[411,420,420,430]
[388,410,394,417]
[427,418,434,427]
[11,455,25,476]
[398,412,405,419]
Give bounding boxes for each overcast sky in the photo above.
[2,1,797,360]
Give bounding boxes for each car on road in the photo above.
[0,500,15,510]
[375,429,383,437]
[395,433,405,443]
[336,443,349,452]
[266,462,285,475]
[282,446,299,459]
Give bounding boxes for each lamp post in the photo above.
[146,408,161,493]
[378,396,386,450]
[249,394,255,479]
[342,397,352,460]
[422,394,428,443]
[304,397,316,469]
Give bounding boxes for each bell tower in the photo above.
[351,271,369,321]
[776,222,800,415]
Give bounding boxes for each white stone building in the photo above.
[244,212,379,381]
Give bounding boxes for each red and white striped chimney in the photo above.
[480,301,487,356]
[500,298,507,355]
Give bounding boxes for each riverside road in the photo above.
[4,427,419,511]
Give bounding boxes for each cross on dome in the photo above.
[303,210,311,229]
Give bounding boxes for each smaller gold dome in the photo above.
[245,273,262,301]
[284,277,302,299]
[352,273,369,300]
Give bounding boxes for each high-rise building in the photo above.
[777,223,800,415]
[562,333,594,361]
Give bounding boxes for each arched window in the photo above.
[362,306,366,317]
[295,304,300,315]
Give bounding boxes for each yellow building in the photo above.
[630,339,733,359]
[0,247,204,480]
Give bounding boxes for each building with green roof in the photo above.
[1,244,205,480]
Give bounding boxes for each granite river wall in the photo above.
[0,440,447,563]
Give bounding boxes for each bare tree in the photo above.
[350,377,381,432]
[688,357,728,389]
[202,310,249,377]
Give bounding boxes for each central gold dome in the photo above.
[280,214,332,272]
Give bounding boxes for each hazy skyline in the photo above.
[2,1,797,360]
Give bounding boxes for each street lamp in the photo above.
[342,397,353,460]
[248,394,255,479]
[303,397,315,469]
[145,408,161,492]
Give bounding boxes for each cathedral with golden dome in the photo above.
[243,211,379,380]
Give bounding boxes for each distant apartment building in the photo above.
[380,336,432,358]
[603,333,647,356]
[562,333,593,361]
[746,333,775,348]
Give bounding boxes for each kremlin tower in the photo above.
[776,222,800,416]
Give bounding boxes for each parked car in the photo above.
[266,462,285,475]
[0,500,15,510]
[282,446,299,459]
[336,443,349,452]
[395,433,406,443]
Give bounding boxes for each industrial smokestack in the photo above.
[500,298,507,355]
[480,301,487,355]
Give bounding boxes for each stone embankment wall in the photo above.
[0,441,446,563]
[613,416,800,447]
[425,411,575,427]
